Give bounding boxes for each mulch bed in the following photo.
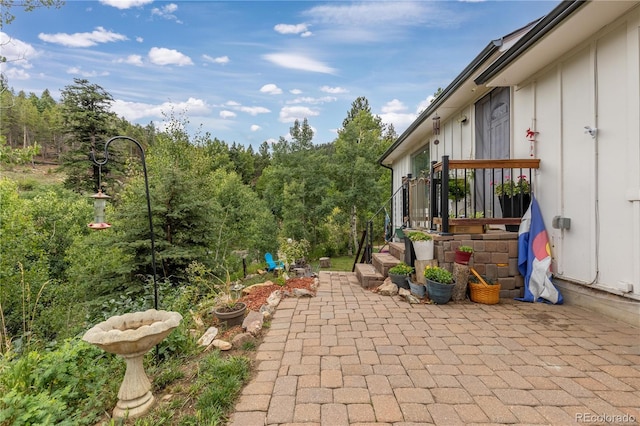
[239,276,316,311]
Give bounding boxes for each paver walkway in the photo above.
[229,271,640,426]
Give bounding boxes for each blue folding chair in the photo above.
[265,252,285,272]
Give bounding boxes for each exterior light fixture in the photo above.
[88,190,112,230]
[433,113,441,136]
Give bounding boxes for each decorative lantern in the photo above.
[432,113,441,136]
[88,190,112,230]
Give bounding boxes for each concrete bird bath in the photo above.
[83,309,182,419]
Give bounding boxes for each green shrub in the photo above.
[423,266,454,284]
[0,339,120,425]
[406,231,432,241]
[389,262,413,275]
[457,245,473,253]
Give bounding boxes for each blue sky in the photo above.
[2,0,558,148]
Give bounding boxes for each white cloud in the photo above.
[116,54,144,66]
[320,86,347,94]
[99,0,153,9]
[274,23,312,37]
[136,36,144,43]
[279,106,319,123]
[237,106,270,115]
[111,97,209,121]
[38,27,128,47]
[148,47,193,66]
[290,89,302,95]
[260,84,282,95]
[263,53,335,74]
[151,3,181,23]
[250,125,261,132]
[3,67,30,80]
[286,96,336,105]
[417,96,435,114]
[305,2,429,27]
[381,99,407,114]
[378,99,421,132]
[66,67,110,78]
[226,100,241,106]
[203,54,229,64]
[0,32,38,68]
[301,2,457,42]
[220,110,236,119]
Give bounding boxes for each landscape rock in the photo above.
[231,332,254,347]
[242,281,274,295]
[377,280,399,296]
[243,310,264,336]
[293,288,314,298]
[266,290,282,307]
[208,339,232,351]
[190,310,204,328]
[311,277,320,290]
[197,326,218,346]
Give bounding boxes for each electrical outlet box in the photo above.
[552,216,571,230]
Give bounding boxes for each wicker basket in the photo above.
[469,268,501,304]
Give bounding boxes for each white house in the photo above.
[379,0,640,326]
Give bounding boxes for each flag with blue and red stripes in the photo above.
[517,195,563,304]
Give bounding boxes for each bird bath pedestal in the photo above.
[83,309,182,420]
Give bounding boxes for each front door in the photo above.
[475,87,510,217]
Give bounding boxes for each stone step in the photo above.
[372,252,401,277]
[354,263,385,289]
[389,241,405,260]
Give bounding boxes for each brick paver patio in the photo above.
[229,271,640,426]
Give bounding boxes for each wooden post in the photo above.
[452,262,469,301]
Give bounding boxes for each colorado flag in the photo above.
[517,195,563,304]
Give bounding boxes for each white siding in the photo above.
[514,12,640,297]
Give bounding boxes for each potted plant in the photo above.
[423,266,455,304]
[407,275,426,298]
[407,231,434,261]
[493,175,531,231]
[455,245,473,265]
[388,262,413,289]
[212,268,247,327]
[278,237,310,270]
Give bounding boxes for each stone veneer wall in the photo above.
[432,232,525,299]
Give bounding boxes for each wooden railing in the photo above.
[430,156,541,234]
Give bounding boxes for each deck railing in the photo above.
[352,181,405,269]
[430,156,541,234]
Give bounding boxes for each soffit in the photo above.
[483,1,638,87]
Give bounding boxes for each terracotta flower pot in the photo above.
[454,250,472,265]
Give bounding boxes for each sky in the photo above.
[2,0,559,148]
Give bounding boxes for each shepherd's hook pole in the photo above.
[90,136,159,310]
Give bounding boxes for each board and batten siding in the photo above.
[512,10,640,297]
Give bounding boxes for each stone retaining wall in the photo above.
[433,231,525,299]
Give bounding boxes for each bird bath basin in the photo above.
[83,309,182,419]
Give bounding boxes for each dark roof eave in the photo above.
[474,0,587,85]
[378,39,502,165]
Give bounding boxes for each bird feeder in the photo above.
[88,190,112,230]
